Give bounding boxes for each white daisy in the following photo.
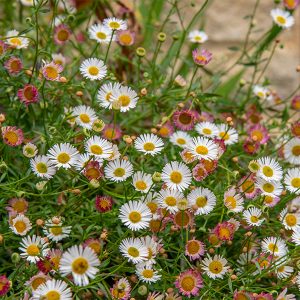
[187,187,216,215]
[271,8,294,28]
[48,143,79,169]
[60,245,100,286]
[280,207,300,230]
[257,156,283,182]
[110,85,139,112]
[32,279,72,300]
[261,237,287,257]
[80,58,107,81]
[224,188,244,213]
[119,237,148,264]
[104,159,133,182]
[202,255,230,279]
[253,85,269,100]
[188,30,208,43]
[6,29,29,49]
[141,192,160,214]
[72,105,97,130]
[52,53,66,66]
[139,235,160,263]
[243,207,265,227]
[97,82,122,109]
[43,218,72,242]
[195,121,219,138]
[88,23,114,43]
[134,133,164,156]
[30,155,56,179]
[132,171,153,193]
[216,124,239,145]
[84,136,113,159]
[276,264,294,279]
[107,144,121,161]
[135,262,161,283]
[119,200,152,231]
[73,153,103,172]
[283,138,300,165]
[284,168,300,194]
[256,178,283,197]
[156,188,184,214]
[19,235,49,263]
[291,228,300,246]
[186,136,218,160]
[169,131,192,148]
[103,17,127,31]
[10,214,32,236]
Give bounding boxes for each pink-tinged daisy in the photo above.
[17,84,39,106]
[192,48,212,66]
[4,56,23,75]
[238,174,258,199]
[6,197,28,214]
[174,269,203,298]
[291,121,300,137]
[117,30,135,46]
[0,41,8,56]
[157,122,174,138]
[192,163,208,182]
[110,277,131,300]
[180,149,197,164]
[243,138,260,155]
[26,272,50,292]
[213,221,236,242]
[233,291,253,300]
[83,238,102,255]
[185,239,205,260]
[248,124,270,145]
[54,24,71,45]
[0,275,10,296]
[95,195,113,213]
[284,0,300,9]
[197,111,214,123]
[291,95,300,111]
[263,195,280,207]
[172,110,195,131]
[255,292,274,300]
[201,158,218,174]
[42,61,63,81]
[10,214,32,236]
[147,292,164,300]
[172,210,194,229]
[102,124,122,140]
[48,249,63,271]
[83,160,103,181]
[1,126,24,146]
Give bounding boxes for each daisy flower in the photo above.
[169,131,192,148]
[54,24,71,45]
[256,178,283,197]
[48,143,79,169]
[1,126,24,146]
[80,58,107,81]
[6,29,29,49]
[271,8,294,28]
[102,124,122,140]
[174,269,203,297]
[110,85,139,112]
[280,208,300,230]
[95,195,113,213]
[52,53,66,66]
[97,82,122,109]
[284,168,300,193]
[43,218,72,242]
[0,275,10,296]
[239,174,258,199]
[72,105,97,130]
[173,210,194,229]
[42,61,63,81]
[6,197,28,214]
[243,207,265,227]
[105,158,133,182]
[195,121,219,138]
[185,239,205,260]
[136,262,161,283]
[60,245,100,286]
[181,149,198,164]
[161,161,192,192]
[141,192,159,214]
[157,188,184,214]
[256,156,283,182]
[26,272,50,292]
[134,133,164,156]
[103,17,127,31]
[10,214,32,236]
[119,237,148,264]
[192,48,213,66]
[187,187,216,215]
[110,277,131,300]
[107,144,121,161]
[291,228,300,245]
[140,236,161,263]
[202,254,230,279]
[224,188,244,213]
[217,124,238,145]
[261,237,287,257]
[73,153,102,172]
[88,23,114,43]
[284,138,300,165]
[30,155,56,179]
[172,110,195,131]
[284,0,300,9]
[84,136,113,158]
[119,200,152,231]
[32,279,72,300]
[277,288,296,300]
[19,235,49,263]
[17,84,39,106]
[186,137,218,160]
[248,124,270,145]
[188,30,208,43]
[253,85,269,99]
[132,171,153,193]
[276,265,294,279]
[117,30,135,46]
[4,56,23,75]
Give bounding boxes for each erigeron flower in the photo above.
[291,228,300,245]
[85,136,113,158]
[80,58,107,81]
[170,131,192,148]
[256,178,283,197]
[10,214,32,236]
[284,0,300,9]
[42,61,63,81]
[202,255,230,279]
[188,30,208,43]
[132,171,153,193]
[261,237,288,257]
[140,235,161,263]
[243,207,265,227]
[97,82,122,109]
[43,218,72,242]
[185,239,205,260]
[157,188,184,214]
[30,155,56,179]
[271,8,294,28]
[276,288,296,300]
[26,272,50,292]
[223,188,244,213]
[195,121,219,138]
[119,200,152,231]
[256,156,283,182]
[60,245,100,286]
[73,153,103,172]
[6,29,29,49]
[95,195,113,213]
[284,168,300,193]
[1,126,24,146]
[134,133,164,156]
[103,17,127,31]
[192,48,212,65]
[253,85,269,100]
[0,275,10,296]
[72,105,97,130]
[52,53,66,66]
[54,24,71,45]
[4,56,23,75]
[161,161,192,192]
[6,197,28,214]
[280,207,300,230]
[18,84,39,106]
[136,262,162,283]
[47,143,79,169]
[117,30,135,46]
[174,269,203,297]
[187,187,216,215]
[248,124,270,145]
[89,23,114,43]
[110,277,131,300]
[284,138,300,165]
[110,85,139,112]
[217,124,238,145]
[186,136,218,160]
[23,142,38,158]
[276,264,294,279]
[104,159,134,182]
[119,237,148,264]
[102,124,122,140]
[173,110,195,131]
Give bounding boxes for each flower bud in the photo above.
[152,172,161,182]
[136,47,146,57]
[137,285,148,296]
[157,32,166,42]
[11,253,21,263]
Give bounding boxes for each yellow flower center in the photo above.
[135,180,147,190]
[178,113,192,125]
[36,162,48,174]
[242,180,254,193]
[219,131,229,140]
[251,130,263,142]
[268,243,278,253]
[109,21,120,29]
[285,214,297,226]
[202,128,212,135]
[264,195,274,204]
[12,200,26,213]
[72,257,89,274]
[26,244,40,256]
[10,37,22,46]
[186,240,200,255]
[196,196,207,208]
[181,276,195,292]
[79,113,90,123]
[219,227,231,240]
[45,290,61,300]
[276,16,286,25]
[119,33,132,45]
[208,261,223,274]
[97,32,107,39]
[14,220,27,233]
[170,171,182,184]
[57,152,71,164]
[50,226,63,236]
[57,29,69,41]
[165,196,177,206]
[4,131,18,144]
[174,211,190,227]
[90,145,103,155]
[88,242,101,254]
[262,166,274,178]
[257,91,265,98]
[291,178,300,188]
[225,196,237,209]
[45,66,58,80]
[105,92,112,101]
[292,145,300,156]
[88,66,99,76]
[23,86,34,100]
[263,183,275,193]
[250,216,259,223]
[176,138,186,145]
[143,142,155,151]
[194,36,202,41]
[196,145,208,155]
[127,247,139,257]
[128,211,142,223]
[119,95,130,107]
[142,269,154,278]
[147,202,158,213]
[113,167,125,177]
[196,55,207,63]
[31,277,46,290]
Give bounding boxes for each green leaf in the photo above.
[215,69,244,97]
